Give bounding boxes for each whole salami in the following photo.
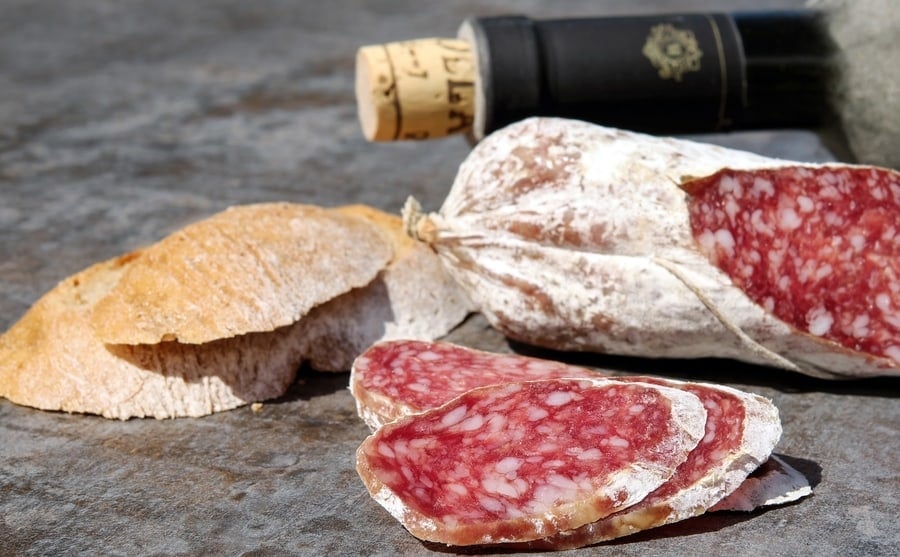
[406,117,899,378]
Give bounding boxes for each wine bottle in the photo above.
[356,11,837,141]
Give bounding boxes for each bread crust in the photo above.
[0,254,305,419]
[90,203,393,345]
[0,202,473,417]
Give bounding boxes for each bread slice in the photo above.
[0,253,306,419]
[300,206,474,371]
[0,203,398,418]
[0,202,478,417]
[90,203,393,345]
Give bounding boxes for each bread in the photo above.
[0,202,474,418]
[300,205,474,371]
[90,203,393,344]
[0,254,306,418]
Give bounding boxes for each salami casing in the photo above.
[709,454,813,512]
[356,377,706,546]
[407,117,899,378]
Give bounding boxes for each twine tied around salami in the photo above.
[402,117,899,379]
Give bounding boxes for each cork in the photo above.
[355,39,475,141]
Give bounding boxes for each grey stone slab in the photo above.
[1,1,897,556]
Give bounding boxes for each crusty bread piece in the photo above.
[90,203,393,345]
[0,253,306,419]
[299,205,474,371]
[0,202,475,417]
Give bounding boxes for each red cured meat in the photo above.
[356,378,706,546]
[351,340,784,547]
[350,339,599,428]
[685,166,900,363]
[530,377,780,549]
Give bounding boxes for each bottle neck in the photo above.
[467,11,838,138]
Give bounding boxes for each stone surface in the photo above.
[1,1,897,555]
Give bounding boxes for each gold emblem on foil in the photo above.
[642,23,702,81]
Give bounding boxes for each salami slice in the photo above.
[351,340,791,548]
[350,339,599,429]
[356,378,706,546]
[685,166,899,363]
[529,377,781,549]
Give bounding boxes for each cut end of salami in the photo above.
[685,166,899,365]
[356,378,706,546]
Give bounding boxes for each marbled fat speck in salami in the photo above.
[350,340,599,428]
[356,378,706,546]
[686,166,900,362]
